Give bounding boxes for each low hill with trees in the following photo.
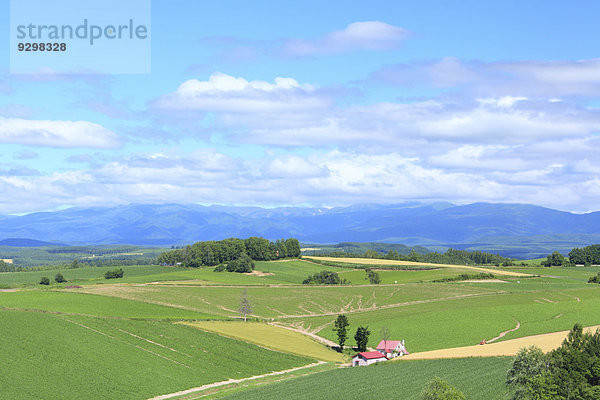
[158,237,301,268]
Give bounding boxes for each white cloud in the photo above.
[283,21,410,56]
[153,72,328,113]
[0,117,120,149]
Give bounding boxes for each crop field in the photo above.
[182,321,344,362]
[223,356,514,400]
[0,290,218,319]
[76,282,498,319]
[0,310,311,400]
[293,286,600,352]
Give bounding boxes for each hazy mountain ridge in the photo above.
[0,202,598,258]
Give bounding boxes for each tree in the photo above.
[366,269,381,284]
[543,251,565,267]
[54,273,67,283]
[239,289,252,322]
[70,259,79,269]
[380,326,391,354]
[506,346,547,400]
[354,325,371,352]
[421,377,465,400]
[303,271,347,285]
[39,276,50,285]
[284,238,301,258]
[333,314,349,350]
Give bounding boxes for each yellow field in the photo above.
[1,259,13,264]
[304,256,531,277]
[400,325,600,360]
[180,321,344,363]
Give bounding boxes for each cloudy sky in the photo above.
[1,0,600,214]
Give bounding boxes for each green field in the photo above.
[222,357,514,400]
[77,282,498,319]
[5,256,600,399]
[0,310,311,400]
[0,290,218,319]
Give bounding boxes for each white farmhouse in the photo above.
[352,351,388,366]
[376,340,408,358]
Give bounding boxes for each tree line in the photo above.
[569,244,600,265]
[157,237,301,267]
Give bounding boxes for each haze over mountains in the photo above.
[0,202,599,258]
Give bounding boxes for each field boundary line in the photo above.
[486,319,520,343]
[147,361,326,400]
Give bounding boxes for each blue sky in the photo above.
[1,0,600,214]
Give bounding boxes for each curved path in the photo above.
[486,319,520,343]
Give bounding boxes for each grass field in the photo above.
[0,310,312,400]
[222,357,514,400]
[182,321,343,362]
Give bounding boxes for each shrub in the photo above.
[214,264,226,272]
[422,377,465,400]
[104,268,124,279]
[54,273,67,283]
[39,276,50,285]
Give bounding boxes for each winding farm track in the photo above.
[486,320,520,343]
[147,361,326,400]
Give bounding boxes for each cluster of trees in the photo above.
[588,273,600,284]
[542,251,566,267]
[507,324,600,399]
[569,244,600,265]
[433,272,495,283]
[0,260,20,272]
[104,268,124,279]
[39,273,67,285]
[332,314,371,352]
[214,255,255,273]
[303,271,348,285]
[347,248,514,266]
[158,237,301,267]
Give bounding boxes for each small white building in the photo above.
[376,340,408,359]
[352,351,388,366]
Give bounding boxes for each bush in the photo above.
[104,268,124,279]
[54,273,67,283]
[303,270,348,285]
[214,264,226,272]
[39,276,50,285]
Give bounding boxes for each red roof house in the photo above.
[352,351,388,366]
[376,340,408,358]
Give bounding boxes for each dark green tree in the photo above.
[54,273,67,283]
[354,325,371,352]
[39,276,50,285]
[226,255,255,273]
[284,238,301,258]
[333,314,349,350]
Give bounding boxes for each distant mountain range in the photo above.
[0,202,599,258]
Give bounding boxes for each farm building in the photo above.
[376,340,408,358]
[352,351,388,366]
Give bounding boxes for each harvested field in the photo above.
[400,325,600,360]
[1,259,13,264]
[304,256,532,277]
